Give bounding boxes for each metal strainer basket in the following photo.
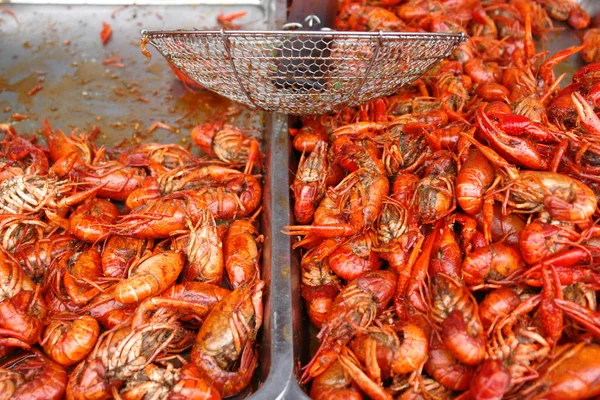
[140,29,467,115]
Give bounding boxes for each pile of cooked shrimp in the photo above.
[287,0,600,398]
[0,120,264,400]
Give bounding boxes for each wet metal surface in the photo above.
[0,3,268,146]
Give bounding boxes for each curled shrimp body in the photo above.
[109,250,185,305]
[101,236,149,279]
[479,287,522,331]
[223,213,262,289]
[292,141,328,225]
[0,253,46,345]
[300,242,342,328]
[302,270,396,382]
[69,198,119,242]
[432,275,487,366]
[191,280,264,398]
[41,315,100,367]
[461,243,525,286]
[174,209,224,285]
[349,323,428,381]
[519,220,579,265]
[191,123,261,170]
[63,246,104,306]
[0,349,68,400]
[456,148,495,215]
[309,359,362,400]
[424,334,473,392]
[509,171,598,222]
[466,135,598,223]
[118,362,221,400]
[328,230,382,281]
[113,191,207,239]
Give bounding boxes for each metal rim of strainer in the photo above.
[140,29,468,115]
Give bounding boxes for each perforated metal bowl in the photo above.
[141,30,467,115]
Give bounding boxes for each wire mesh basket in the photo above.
[141,30,467,115]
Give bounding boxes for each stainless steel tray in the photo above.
[0,1,294,399]
[284,0,600,398]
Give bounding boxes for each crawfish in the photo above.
[309,359,361,400]
[119,143,199,175]
[390,374,454,400]
[328,230,382,281]
[519,341,600,399]
[101,235,150,278]
[518,219,580,265]
[582,28,600,64]
[14,234,81,282]
[42,119,94,164]
[67,160,146,202]
[541,0,590,29]
[349,322,429,382]
[561,283,598,337]
[474,108,559,170]
[292,141,328,225]
[0,125,49,176]
[431,273,486,367]
[374,198,422,275]
[284,167,389,240]
[0,215,46,253]
[67,321,191,400]
[0,348,67,400]
[429,224,487,366]
[69,198,119,242]
[462,242,525,287]
[382,126,431,176]
[291,116,330,153]
[300,242,342,328]
[391,172,420,208]
[336,346,394,400]
[474,295,550,397]
[191,279,264,398]
[107,250,184,305]
[41,315,100,367]
[479,287,522,331]
[0,329,32,358]
[0,251,46,344]
[0,175,102,220]
[112,191,207,239]
[67,309,195,400]
[118,362,220,400]
[414,173,456,224]
[424,333,473,392]
[465,134,598,224]
[191,123,262,173]
[162,168,262,220]
[62,246,105,305]
[335,4,405,31]
[223,210,262,288]
[475,204,526,249]
[431,72,472,112]
[456,148,496,216]
[172,209,223,285]
[302,270,396,382]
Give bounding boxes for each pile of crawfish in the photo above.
[0,119,265,399]
[286,0,600,399]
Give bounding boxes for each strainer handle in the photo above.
[286,0,338,31]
